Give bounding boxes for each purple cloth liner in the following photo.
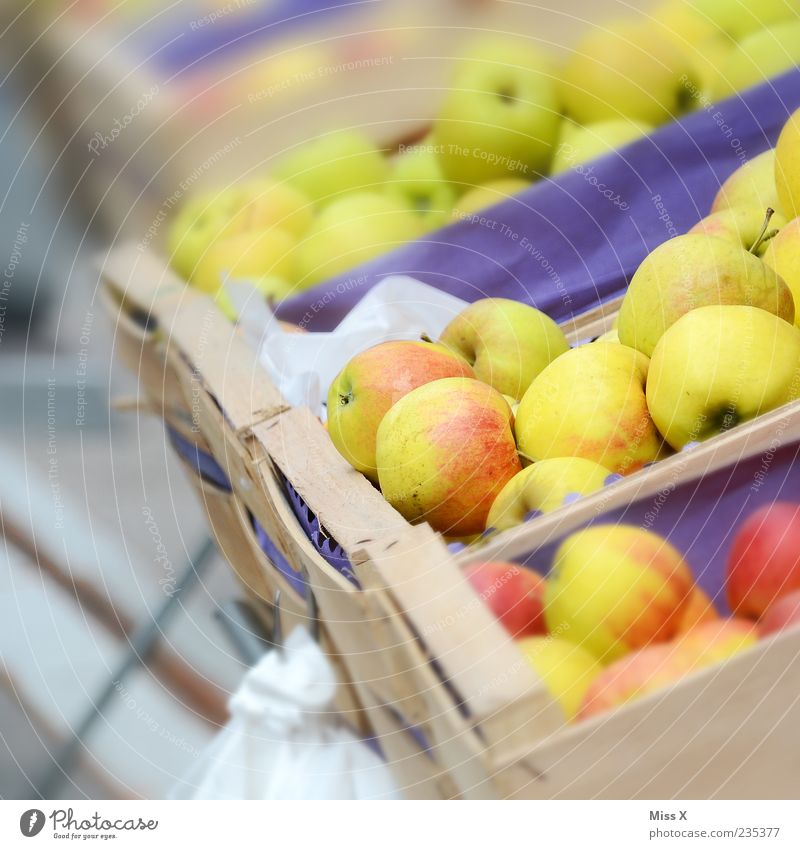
[277,68,800,331]
[515,440,800,616]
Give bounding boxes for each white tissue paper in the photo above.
[173,627,398,800]
[227,275,469,419]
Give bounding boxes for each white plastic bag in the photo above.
[173,628,398,800]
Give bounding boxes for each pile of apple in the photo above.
[165,1,800,304]
[326,106,800,540]
[467,498,800,722]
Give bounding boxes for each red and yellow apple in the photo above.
[759,589,800,637]
[712,149,781,214]
[465,561,547,637]
[676,586,720,632]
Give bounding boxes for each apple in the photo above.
[760,589,800,637]
[689,206,786,256]
[375,377,521,536]
[192,228,297,295]
[726,501,800,619]
[578,618,758,720]
[676,586,720,632]
[223,178,313,239]
[617,233,794,357]
[559,20,698,125]
[431,60,560,185]
[544,524,695,663]
[684,0,795,40]
[776,107,800,219]
[452,35,558,80]
[486,457,613,530]
[439,297,569,400]
[515,342,664,475]
[646,305,800,450]
[464,561,547,637]
[273,130,389,205]
[652,1,720,45]
[451,178,532,219]
[763,218,800,327]
[326,340,474,482]
[712,149,781,215]
[594,327,619,343]
[295,192,423,286]
[517,636,599,721]
[712,20,800,100]
[385,146,455,231]
[551,119,652,175]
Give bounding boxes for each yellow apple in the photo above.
[763,217,800,327]
[375,377,521,536]
[594,327,619,343]
[712,149,781,214]
[551,119,652,175]
[544,525,695,663]
[517,636,599,721]
[486,457,614,530]
[326,340,474,482]
[439,298,569,400]
[515,342,664,475]
[689,205,786,255]
[559,19,697,125]
[647,304,800,449]
[776,107,800,218]
[451,178,532,218]
[684,0,795,40]
[617,234,794,357]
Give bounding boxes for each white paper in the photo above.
[228,276,469,418]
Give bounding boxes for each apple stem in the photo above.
[749,208,776,254]
[420,332,434,344]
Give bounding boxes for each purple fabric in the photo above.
[277,69,800,331]
[517,440,800,616]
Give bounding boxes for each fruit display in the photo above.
[164,3,800,303]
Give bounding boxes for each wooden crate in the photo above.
[102,242,800,798]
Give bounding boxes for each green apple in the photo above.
[684,0,795,40]
[223,178,313,238]
[193,228,297,295]
[453,35,558,79]
[551,119,653,175]
[515,342,664,475]
[451,178,532,219]
[295,192,423,286]
[273,130,389,205]
[375,377,522,536]
[776,107,800,218]
[431,60,560,185]
[712,20,800,100]
[439,297,569,400]
[560,19,698,125]
[326,340,474,482]
[647,304,800,449]
[486,457,613,530]
[763,218,800,328]
[617,234,795,357]
[652,1,721,44]
[712,149,781,214]
[385,147,455,231]
[689,205,787,255]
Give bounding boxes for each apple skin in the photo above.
[385,147,456,231]
[295,192,423,287]
[617,234,795,358]
[712,149,781,215]
[712,20,800,101]
[517,636,599,721]
[431,60,560,185]
[375,377,521,536]
[776,108,800,220]
[544,525,695,663]
[726,502,800,620]
[486,457,613,530]
[760,590,800,637]
[551,119,652,175]
[439,298,569,400]
[464,561,547,638]
[646,305,800,450]
[676,586,720,632]
[326,340,475,482]
[273,130,389,205]
[685,0,795,40]
[689,206,786,256]
[451,178,532,219]
[578,618,757,720]
[559,20,697,125]
[515,342,664,475]
[763,218,800,327]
